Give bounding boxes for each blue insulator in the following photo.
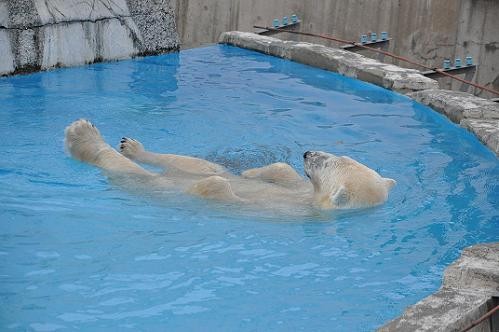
[273,19,280,28]
[443,59,451,70]
[371,32,377,42]
[381,31,388,40]
[455,58,462,68]
[291,14,298,23]
[466,56,473,66]
[282,16,288,25]
[360,34,368,44]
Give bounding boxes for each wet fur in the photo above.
[65,120,395,213]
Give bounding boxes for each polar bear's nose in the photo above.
[304,151,312,159]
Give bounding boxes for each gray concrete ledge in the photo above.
[379,243,499,332]
[409,89,499,156]
[219,31,439,94]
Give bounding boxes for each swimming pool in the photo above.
[0,45,497,331]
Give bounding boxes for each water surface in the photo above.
[0,45,498,331]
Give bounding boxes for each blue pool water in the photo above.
[0,45,498,331]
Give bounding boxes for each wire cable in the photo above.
[458,304,498,332]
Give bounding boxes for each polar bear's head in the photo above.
[303,151,396,209]
[303,151,344,193]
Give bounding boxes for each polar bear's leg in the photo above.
[187,176,242,202]
[119,137,226,176]
[64,119,153,176]
[242,162,302,185]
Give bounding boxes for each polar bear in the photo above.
[64,119,395,212]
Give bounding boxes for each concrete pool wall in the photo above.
[219,31,499,157]
[175,0,499,100]
[0,0,178,75]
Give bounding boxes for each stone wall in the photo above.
[0,0,179,75]
[379,243,499,332]
[176,0,499,99]
[409,90,499,155]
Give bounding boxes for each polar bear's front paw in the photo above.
[119,137,145,160]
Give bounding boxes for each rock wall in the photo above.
[176,0,499,99]
[379,243,499,332]
[409,89,499,155]
[0,0,178,75]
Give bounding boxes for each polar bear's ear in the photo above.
[383,178,396,190]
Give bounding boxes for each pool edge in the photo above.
[218,31,499,157]
[378,243,499,332]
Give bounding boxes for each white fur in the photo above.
[65,120,396,213]
[304,151,396,209]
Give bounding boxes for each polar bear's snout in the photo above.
[303,151,335,162]
[303,151,312,179]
